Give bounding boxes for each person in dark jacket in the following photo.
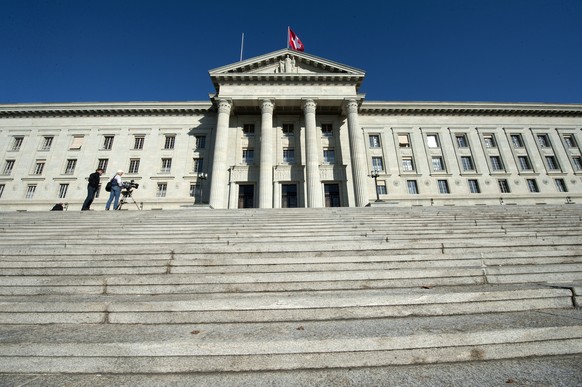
[81,168,104,210]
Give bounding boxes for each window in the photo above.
[282,124,294,136]
[572,156,582,171]
[369,135,381,148]
[427,134,439,148]
[321,123,333,136]
[511,134,524,148]
[134,136,145,150]
[161,158,172,173]
[65,159,77,175]
[483,134,496,148]
[398,134,410,148]
[193,157,203,172]
[456,134,468,148]
[432,156,445,172]
[402,157,414,172]
[461,156,475,171]
[407,180,419,194]
[243,124,255,136]
[377,181,387,195]
[518,156,532,171]
[164,135,175,149]
[70,135,84,150]
[555,178,568,192]
[157,183,167,197]
[283,148,295,163]
[103,136,114,150]
[564,135,577,148]
[98,159,108,172]
[526,179,539,193]
[0,184,4,198]
[11,136,24,151]
[498,179,510,193]
[189,183,197,198]
[242,148,254,164]
[58,184,69,199]
[545,156,560,171]
[323,148,335,164]
[33,161,45,175]
[195,136,206,149]
[372,156,384,171]
[25,185,36,199]
[537,134,550,148]
[2,160,15,175]
[437,179,450,194]
[490,156,504,171]
[468,179,480,193]
[41,136,53,151]
[129,159,140,174]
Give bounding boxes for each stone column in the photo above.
[345,99,369,207]
[259,99,275,208]
[303,99,323,208]
[209,99,232,209]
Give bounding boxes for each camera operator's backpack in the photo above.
[105,178,114,192]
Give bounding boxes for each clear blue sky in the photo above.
[1,0,581,104]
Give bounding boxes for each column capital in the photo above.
[260,99,275,114]
[216,99,232,114]
[302,98,317,113]
[343,98,361,115]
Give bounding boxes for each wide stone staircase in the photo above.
[0,204,581,385]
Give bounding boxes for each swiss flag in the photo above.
[289,28,304,52]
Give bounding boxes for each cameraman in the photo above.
[105,170,124,210]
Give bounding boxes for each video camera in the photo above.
[121,180,139,192]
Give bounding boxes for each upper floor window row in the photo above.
[11,136,24,151]
[321,123,333,136]
[369,134,381,148]
[563,135,577,148]
[483,134,497,148]
[427,134,439,148]
[164,135,175,149]
[243,124,255,136]
[282,124,294,136]
[456,134,469,148]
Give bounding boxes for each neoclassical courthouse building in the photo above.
[1,49,581,211]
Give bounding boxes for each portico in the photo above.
[207,49,368,209]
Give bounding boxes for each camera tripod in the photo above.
[116,189,141,210]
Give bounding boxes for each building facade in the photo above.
[1,49,581,211]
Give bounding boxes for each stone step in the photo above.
[0,285,573,324]
[0,310,580,373]
[2,248,579,263]
[0,236,580,255]
[3,255,580,271]
[2,355,581,386]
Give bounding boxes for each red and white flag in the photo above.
[288,28,304,52]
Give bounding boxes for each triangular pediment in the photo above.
[208,49,366,91]
[210,49,365,76]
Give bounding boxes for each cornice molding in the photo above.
[360,101,582,117]
[2,100,581,119]
[0,101,213,118]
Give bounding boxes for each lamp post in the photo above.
[197,172,208,204]
[370,169,381,202]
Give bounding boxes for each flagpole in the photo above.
[287,26,289,49]
[240,32,244,61]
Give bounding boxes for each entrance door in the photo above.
[324,183,341,207]
[281,184,298,208]
[238,184,254,208]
